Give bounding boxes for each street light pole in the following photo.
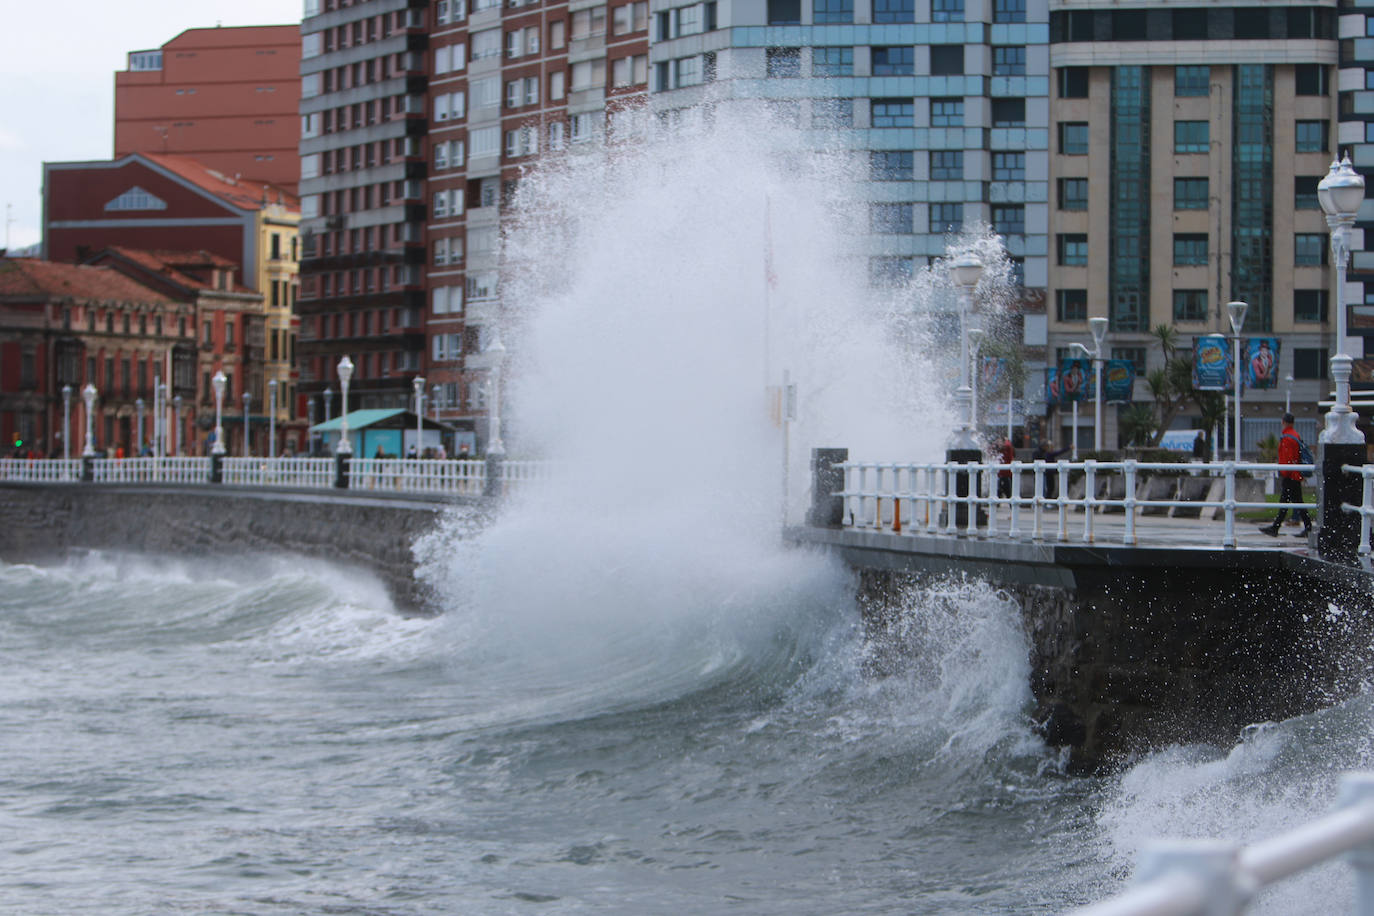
[242,391,251,457]
[968,327,985,436]
[173,395,182,457]
[62,385,71,462]
[135,398,145,455]
[1228,300,1249,462]
[336,356,354,455]
[431,384,441,424]
[1318,153,1367,445]
[1090,317,1107,453]
[268,379,278,458]
[413,376,425,456]
[211,371,226,455]
[948,253,984,451]
[1285,374,1294,415]
[81,384,96,457]
[485,337,506,457]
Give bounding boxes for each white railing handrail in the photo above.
[1068,772,1374,915]
[835,458,1317,550]
[0,456,552,499]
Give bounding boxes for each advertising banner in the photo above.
[1102,359,1136,402]
[1045,367,1059,408]
[1246,337,1280,389]
[1059,358,1090,403]
[981,357,1007,393]
[1193,335,1229,390]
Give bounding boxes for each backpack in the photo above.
[1282,432,1314,478]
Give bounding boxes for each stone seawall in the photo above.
[0,484,465,614]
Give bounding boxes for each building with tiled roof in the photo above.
[0,258,197,458]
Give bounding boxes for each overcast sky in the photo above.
[2,1,302,252]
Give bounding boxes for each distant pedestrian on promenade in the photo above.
[1033,439,1070,499]
[1260,413,1312,537]
[997,438,1015,499]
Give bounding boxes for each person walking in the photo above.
[1259,412,1312,537]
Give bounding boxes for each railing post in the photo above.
[1338,773,1374,915]
[334,452,351,489]
[209,453,223,484]
[985,465,999,538]
[807,448,848,528]
[1359,469,1373,558]
[1082,461,1096,544]
[1009,462,1022,540]
[925,465,939,533]
[945,465,958,535]
[1223,460,1237,549]
[1032,460,1044,541]
[1131,840,1244,916]
[1123,459,1137,546]
[484,453,505,499]
[1056,461,1068,542]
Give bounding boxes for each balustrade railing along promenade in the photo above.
[838,458,1320,550]
[0,456,550,498]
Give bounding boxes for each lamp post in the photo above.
[968,327,985,435]
[81,383,96,457]
[62,385,71,462]
[1089,317,1107,452]
[412,375,425,456]
[267,379,278,458]
[211,370,226,456]
[135,398,145,455]
[485,336,506,457]
[1285,374,1294,415]
[242,391,251,457]
[1318,153,1367,445]
[323,386,333,425]
[158,380,169,459]
[336,356,353,454]
[948,253,984,451]
[173,395,182,457]
[432,384,441,424]
[1227,300,1249,462]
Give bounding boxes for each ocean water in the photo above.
[1,544,1370,914]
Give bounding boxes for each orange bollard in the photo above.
[892,498,902,533]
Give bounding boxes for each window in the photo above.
[813,0,853,23]
[1294,290,1328,323]
[1175,66,1209,97]
[992,151,1024,181]
[1295,120,1328,153]
[870,203,913,234]
[931,0,962,22]
[1294,348,1328,379]
[1295,234,1326,266]
[872,99,913,127]
[550,70,565,99]
[571,59,606,90]
[473,77,500,109]
[1112,347,1147,377]
[470,126,500,159]
[930,98,962,127]
[1174,177,1208,210]
[1173,234,1208,265]
[869,257,914,287]
[550,19,566,48]
[991,98,1025,127]
[872,0,912,23]
[1058,177,1088,210]
[1056,289,1087,321]
[766,47,801,78]
[105,186,168,211]
[1059,122,1088,154]
[872,46,914,76]
[994,0,1025,23]
[992,46,1025,76]
[570,6,608,38]
[812,47,853,77]
[929,203,963,233]
[1174,120,1208,153]
[472,28,501,60]
[549,121,566,149]
[1172,290,1207,322]
[1294,175,1321,210]
[992,204,1024,235]
[812,98,853,127]
[929,150,962,180]
[871,151,913,180]
[1058,234,1088,266]
[929,45,963,76]
[1058,67,1088,98]
[1295,64,1328,96]
[767,0,800,24]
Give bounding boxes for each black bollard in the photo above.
[945,447,986,530]
[209,452,223,484]
[81,455,94,483]
[484,454,504,499]
[807,448,848,528]
[1316,441,1365,562]
[334,453,351,489]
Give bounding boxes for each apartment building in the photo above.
[116,26,302,193]
[297,0,431,419]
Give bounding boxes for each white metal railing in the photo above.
[0,456,552,498]
[837,459,1316,549]
[1068,771,1374,915]
[1341,464,1374,558]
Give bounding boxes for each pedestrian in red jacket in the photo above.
[1260,413,1312,537]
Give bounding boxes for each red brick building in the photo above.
[116,26,302,193]
[0,258,196,457]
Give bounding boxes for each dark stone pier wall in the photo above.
[0,484,460,614]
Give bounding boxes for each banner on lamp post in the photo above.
[980,357,1007,393]
[1193,335,1229,390]
[1245,337,1280,389]
[1059,358,1091,403]
[1045,367,1060,408]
